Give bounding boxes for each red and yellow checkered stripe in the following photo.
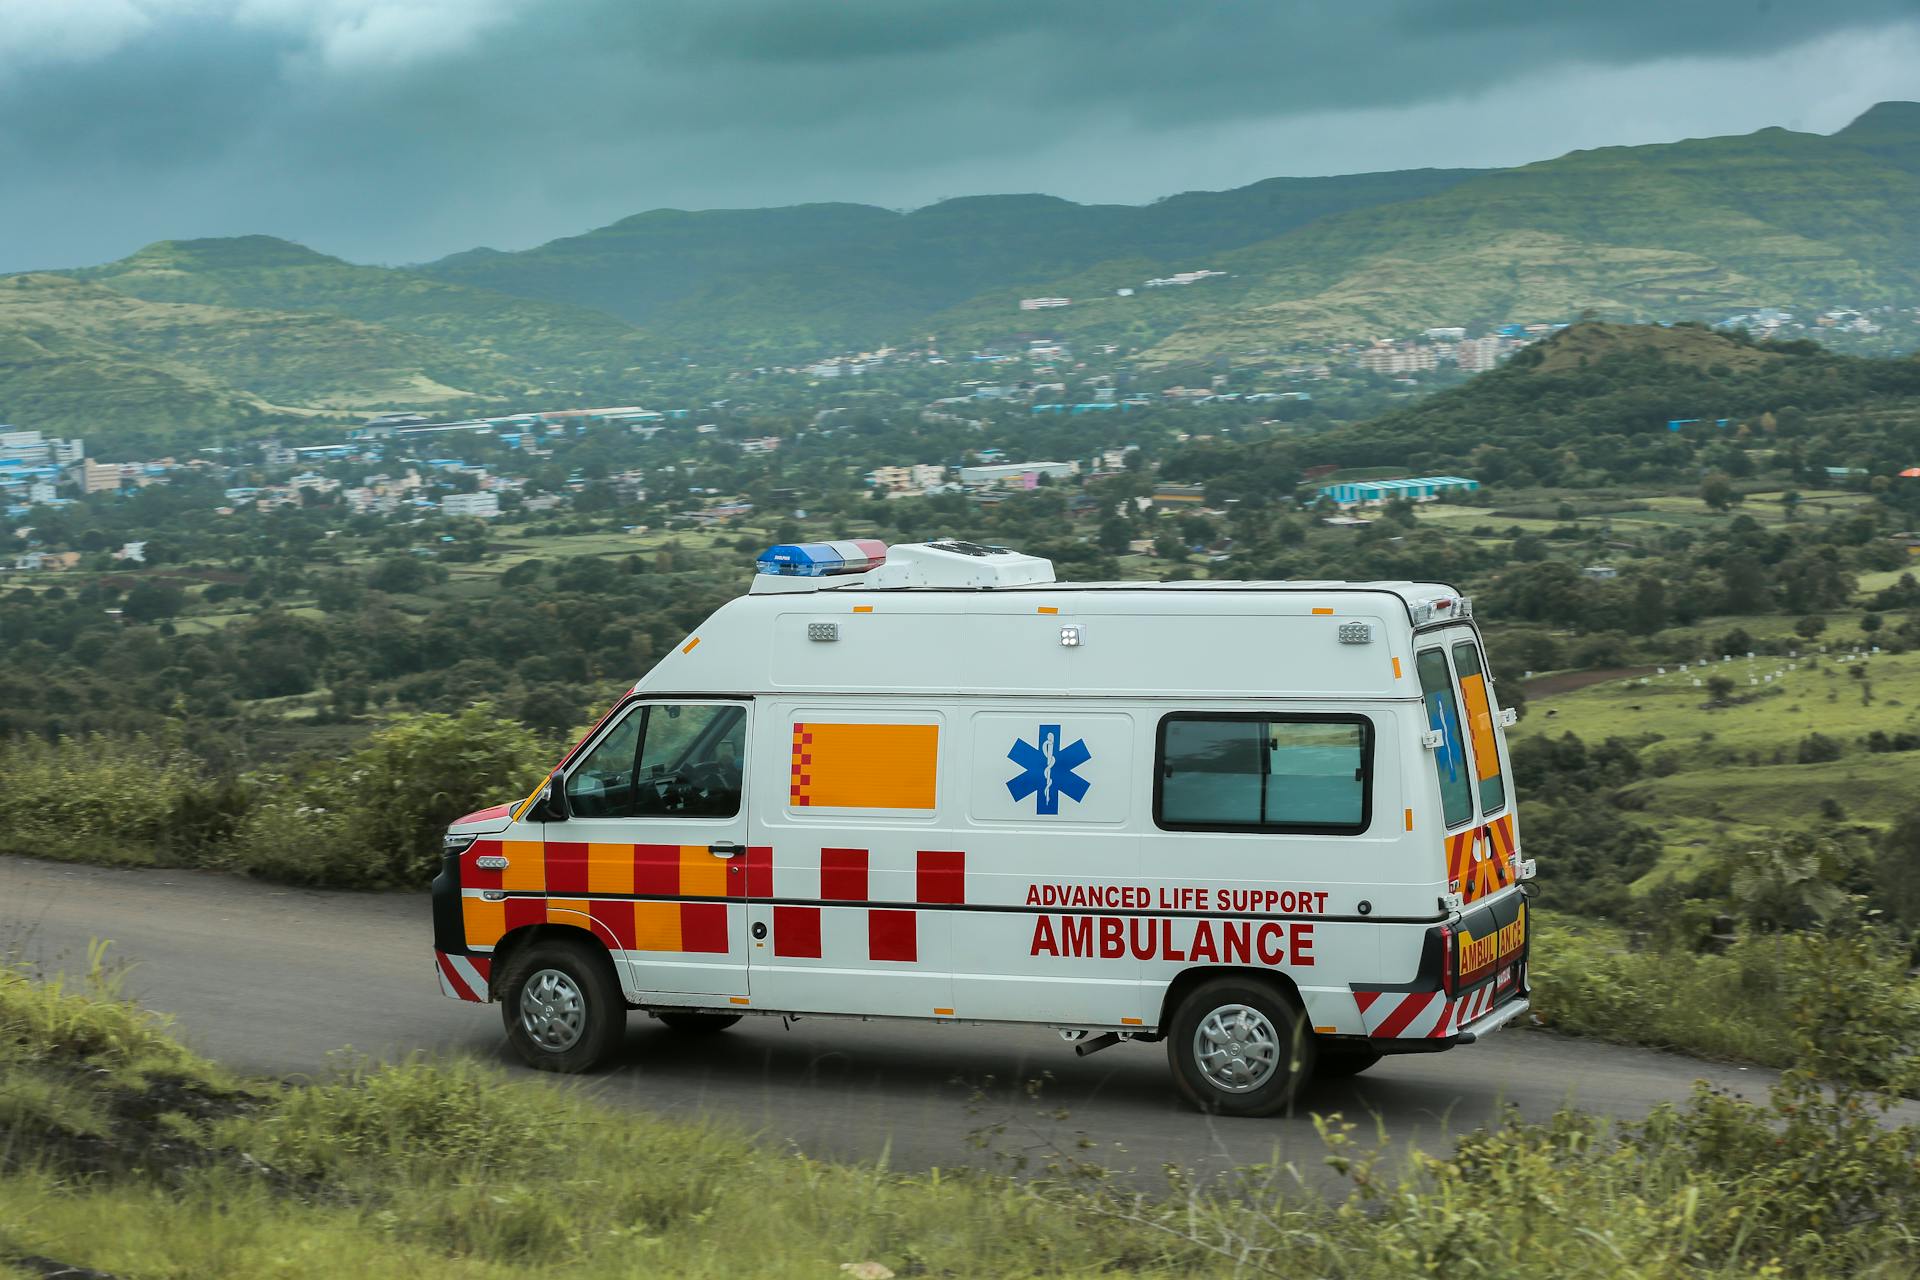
[459,839,771,955]
[1445,813,1518,905]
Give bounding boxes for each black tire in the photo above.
[655,1011,743,1034]
[1314,1041,1384,1080]
[1165,976,1315,1117]
[498,938,626,1073]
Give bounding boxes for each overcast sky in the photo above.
[4,0,1919,273]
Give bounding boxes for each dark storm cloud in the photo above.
[2,0,1918,272]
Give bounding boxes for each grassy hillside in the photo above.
[0,292,265,448]
[75,236,643,374]
[0,272,540,453]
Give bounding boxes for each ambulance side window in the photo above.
[1154,713,1371,834]
[1416,649,1474,828]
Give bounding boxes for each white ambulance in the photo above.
[431,539,1533,1116]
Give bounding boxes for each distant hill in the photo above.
[938,103,1920,363]
[409,104,1920,363]
[417,171,1485,356]
[10,103,1920,435]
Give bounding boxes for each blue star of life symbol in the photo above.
[1006,724,1091,815]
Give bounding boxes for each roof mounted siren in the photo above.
[755,539,889,578]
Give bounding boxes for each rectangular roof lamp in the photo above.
[755,538,888,577]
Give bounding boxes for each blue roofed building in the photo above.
[1315,475,1481,507]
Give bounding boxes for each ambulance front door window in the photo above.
[563,703,746,820]
[634,703,746,819]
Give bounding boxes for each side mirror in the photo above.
[531,776,569,823]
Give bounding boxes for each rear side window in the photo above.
[1416,650,1474,828]
[1451,640,1508,814]
[1155,714,1371,833]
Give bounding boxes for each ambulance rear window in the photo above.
[1416,649,1474,828]
[1451,640,1507,814]
[1154,713,1370,834]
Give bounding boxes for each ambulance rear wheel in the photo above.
[1314,1042,1384,1080]
[656,1012,743,1034]
[500,939,625,1073]
[1166,977,1315,1117]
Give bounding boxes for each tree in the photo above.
[1707,675,1736,702]
[1628,576,1667,635]
[1096,515,1133,555]
[121,581,184,623]
[1861,612,1884,634]
[1700,472,1736,511]
[1795,614,1828,640]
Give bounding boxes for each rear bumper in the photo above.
[434,949,492,1004]
[1453,997,1529,1044]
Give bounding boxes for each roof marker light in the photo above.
[755,538,888,577]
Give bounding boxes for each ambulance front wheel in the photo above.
[1166,977,1315,1117]
[499,939,626,1073]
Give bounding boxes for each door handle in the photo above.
[709,842,745,859]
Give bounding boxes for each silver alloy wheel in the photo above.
[518,968,587,1053]
[1192,1003,1282,1093]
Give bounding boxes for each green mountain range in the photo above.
[5,102,1919,448]
[419,170,1483,356]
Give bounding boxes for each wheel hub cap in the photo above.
[1193,1004,1281,1093]
[519,968,586,1052]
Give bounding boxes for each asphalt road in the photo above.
[0,855,1810,1184]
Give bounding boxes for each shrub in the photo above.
[0,735,248,868]
[228,705,549,887]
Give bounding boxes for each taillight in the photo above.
[1438,923,1457,997]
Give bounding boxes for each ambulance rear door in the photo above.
[1413,631,1519,906]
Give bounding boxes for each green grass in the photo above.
[1517,646,1920,756]
[4,952,1919,1279]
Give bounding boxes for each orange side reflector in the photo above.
[1392,656,1403,679]
[1404,808,1415,832]
[934,1007,955,1017]
[728,996,750,1006]
[1312,607,1334,615]
[1037,606,1059,615]
[1121,1017,1144,1026]
[852,605,873,613]
[681,636,701,654]
[1314,1025,1338,1035]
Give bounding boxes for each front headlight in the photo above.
[444,831,479,856]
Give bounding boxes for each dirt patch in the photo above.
[0,1063,316,1196]
[8,1254,119,1279]
[1524,666,1657,699]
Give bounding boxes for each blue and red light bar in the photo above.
[755,538,888,577]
